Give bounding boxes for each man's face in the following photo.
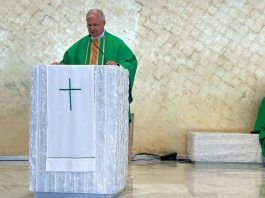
[87,14,105,38]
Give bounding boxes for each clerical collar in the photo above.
[91,31,105,40]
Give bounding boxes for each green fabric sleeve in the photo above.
[254,97,265,157]
[60,36,89,65]
[60,50,70,64]
[118,42,137,103]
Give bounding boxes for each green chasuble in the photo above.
[60,31,137,121]
[253,97,265,157]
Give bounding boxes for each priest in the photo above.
[52,8,137,122]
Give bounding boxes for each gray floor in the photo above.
[0,160,265,198]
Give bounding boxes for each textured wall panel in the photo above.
[1,0,265,155]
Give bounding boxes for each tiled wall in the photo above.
[1,0,264,155]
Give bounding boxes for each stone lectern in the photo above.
[29,65,129,197]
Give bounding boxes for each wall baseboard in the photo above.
[0,156,28,161]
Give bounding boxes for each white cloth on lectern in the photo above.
[46,66,95,171]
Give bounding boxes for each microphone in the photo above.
[89,35,119,66]
[89,35,105,60]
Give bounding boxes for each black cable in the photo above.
[131,153,161,161]
[131,152,192,164]
[175,158,192,163]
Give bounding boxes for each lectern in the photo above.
[29,65,129,196]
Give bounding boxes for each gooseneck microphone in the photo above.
[89,35,105,58]
[88,35,119,66]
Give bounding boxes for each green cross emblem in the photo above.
[59,78,82,111]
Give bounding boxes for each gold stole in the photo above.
[89,39,99,65]
[85,37,106,65]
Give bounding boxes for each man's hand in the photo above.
[106,61,119,66]
[51,62,61,65]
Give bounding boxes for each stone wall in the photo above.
[0,0,264,155]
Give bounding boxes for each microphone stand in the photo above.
[89,35,105,64]
[89,35,119,66]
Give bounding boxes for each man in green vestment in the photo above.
[52,8,137,122]
[253,97,265,164]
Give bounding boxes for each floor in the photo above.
[0,160,264,198]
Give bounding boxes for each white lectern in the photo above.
[29,65,129,197]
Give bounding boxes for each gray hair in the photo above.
[86,9,105,21]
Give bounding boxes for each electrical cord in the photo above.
[131,153,161,166]
[131,153,192,164]
[131,153,161,161]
